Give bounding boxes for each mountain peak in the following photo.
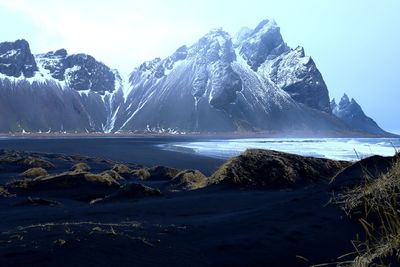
[35,48,116,94]
[332,94,388,135]
[238,19,288,70]
[252,19,278,35]
[233,27,252,46]
[0,39,38,78]
[340,93,350,104]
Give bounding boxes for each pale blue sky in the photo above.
[0,0,399,133]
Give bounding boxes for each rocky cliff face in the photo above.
[0,39,38,78]
[36,50,116,94]
[235,20,331,113]
[331,94,389,135]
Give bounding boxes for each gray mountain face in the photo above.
[0,19,392,136]
[331,94,389,135]
[0,40,123,133]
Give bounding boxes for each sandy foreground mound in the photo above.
[209,149,350,188]
[2,149,355,203]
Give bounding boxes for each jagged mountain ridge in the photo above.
[0,39,123,133]
[112,20,351,133]
[331,94,389,136]
[0,19,393,136]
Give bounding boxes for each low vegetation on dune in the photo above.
[97,170,124,181]
[132,168,151,180]
[8,171,120,190]
[82,172,121,187]
[6,170,121,202]
[92,183,162,204]
[0,185,14,198]
[21,156,55,169]
[167,170,208,191]
[21,167,48,179]
[334,153,400,266]
[112,164,132,176]
[147,166,181,180]
[210,149,349,188]
[0,150,55,169]
[71,162,91,172]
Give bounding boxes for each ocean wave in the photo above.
[160,137,400,161]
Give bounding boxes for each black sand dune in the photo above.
[0,147,397,266]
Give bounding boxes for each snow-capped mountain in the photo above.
[0,19,393,136]
[331,94,390,136]
[0,39,123,133]
[111,20,349,133]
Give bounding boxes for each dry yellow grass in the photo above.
[334,154,400,267]
[132,168,151,180]
[168,170,208,191]
[0,185,15,197]
[112,164,131,175]
[71,162,91,172]
[21,167,48,179]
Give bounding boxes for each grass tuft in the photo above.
[21,167,48,179]
[334,154,400,266]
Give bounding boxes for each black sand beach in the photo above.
[0,137,224,176]
[0,139,398,266]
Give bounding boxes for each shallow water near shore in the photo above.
[161,137,400,161]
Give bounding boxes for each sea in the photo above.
[0,137,399,173]
[159,137,400,161]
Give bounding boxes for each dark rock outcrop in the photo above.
[238,19,289,71]
[0,39,38,78]
[0,40,124,133]
[36,50,116,94]
[259,46,331,113]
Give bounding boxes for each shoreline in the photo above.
[0,130,398,139]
